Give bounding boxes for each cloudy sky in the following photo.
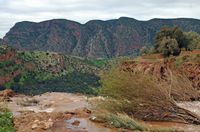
[0,0,200,38]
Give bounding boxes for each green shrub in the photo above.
[105,113,147,131]
[0,105,15,132]
[84,58,109,68]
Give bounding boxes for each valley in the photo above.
[0,18,200,132]
[0,49,199,131]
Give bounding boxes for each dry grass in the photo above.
[170,73,198,101]
[97,68,200,124]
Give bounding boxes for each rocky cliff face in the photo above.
[3,17,200,58]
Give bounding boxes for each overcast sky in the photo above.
[0,0,200,38]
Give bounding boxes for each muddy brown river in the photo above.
[7,92,200,132]
[8,92,113,132]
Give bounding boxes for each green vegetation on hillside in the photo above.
[0,45,109,95]
[84,58,110,69]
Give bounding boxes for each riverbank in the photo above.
[2,91,200,132]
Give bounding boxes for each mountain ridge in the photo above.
[3,17,200,58]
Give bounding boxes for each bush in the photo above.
[91,102,176,131]
[105,113,147,131]
[0,104,15,132]
[98,68,200,124]
[184,31,200,50]
[157,37,181,57]
[99,69,171,118]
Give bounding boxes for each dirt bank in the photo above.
[120,59,200,101]
[181,62,200,89]
[0,89,15,101]
[4,91,200,132]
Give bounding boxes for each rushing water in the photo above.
[65,117,111,132]
[50,118,112,132]
[177,101,200,116]
[7,93,200,132]
[8,93,113,132]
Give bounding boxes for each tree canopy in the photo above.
[184,31,200,50]
[154,27,186,57]
[154,27,200,57]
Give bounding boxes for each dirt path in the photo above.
[7,92,112,132]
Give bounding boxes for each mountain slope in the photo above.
[0,45,103,95]
[0,39,3,44]
[3,17,200,58]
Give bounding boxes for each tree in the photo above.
[154,27,185,57]
[184,31,200,50]
[158,37,180,57]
